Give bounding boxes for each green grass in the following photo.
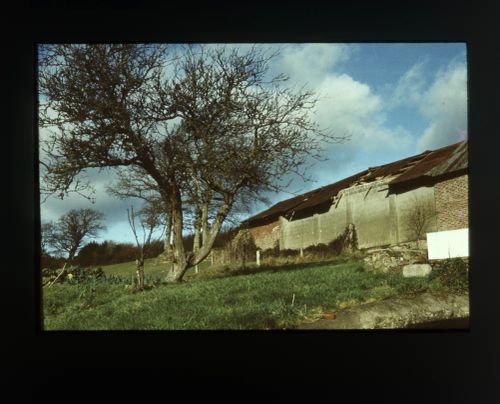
[42,257,444,330]
[98,257,212,280]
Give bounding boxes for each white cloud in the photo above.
[389,61,427,108]
[389,59,467,151]
[269,44,413,157]
[417,62,467,150]
[272,43,353,87]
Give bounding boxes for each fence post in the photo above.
[256,250,260,267]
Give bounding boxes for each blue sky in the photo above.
[39,43,467,245]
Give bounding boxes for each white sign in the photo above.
[426,228,469,260]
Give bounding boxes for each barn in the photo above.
[243,140,468,251]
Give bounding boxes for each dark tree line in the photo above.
[74,240,164,268]
[42,230,237,270]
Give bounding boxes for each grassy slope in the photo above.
[43,257,437,330]
[100,258,212,280]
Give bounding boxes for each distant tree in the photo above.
[75,241,101,267]
[43,208,106,286]
[40,222,54,255]
[39,44,346,283]
[45,208,106,263]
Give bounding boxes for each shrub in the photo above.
[429,258,469,293]
[63,266,105,284]
[42,267,59,278]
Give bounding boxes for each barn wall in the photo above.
[280,180,396,249]
[434,174,469,231]
[248,174,466,251]
[278,181,438,250]
[280,215,319,250]
[248,219,280,250]
[344,181,394,248]
[394,185,437,243]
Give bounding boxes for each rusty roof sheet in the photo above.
[245,187,321,222]
[285,170,369,215]
[389,140,467,186]
[245,140,467,225]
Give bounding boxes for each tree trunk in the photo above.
[136,258,145,289]
[165,260,189,283]
[166,187,189,283]
[193,209,202,274]
[201,195,211,247]
[193,214,201,253]
[164,212,172,256]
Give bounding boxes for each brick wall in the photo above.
[434,174,469,231]
[248,219,280,250]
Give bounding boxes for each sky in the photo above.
[39,43,467,245]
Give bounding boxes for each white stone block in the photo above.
[403,264,432,278]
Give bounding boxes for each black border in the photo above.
[8,0,500,401]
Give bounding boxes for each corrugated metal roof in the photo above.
[284,170,369,215]
[245,140,467,225]
[389,140,467,185]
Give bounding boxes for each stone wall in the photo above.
[363,242,428,272]
[248,219,280,250]
[434,174,469,231]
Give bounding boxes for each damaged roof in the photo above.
[245,140,468,225]
[389,140,468,186]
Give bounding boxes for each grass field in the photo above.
[42,256,443,330]
[99,257,212,280]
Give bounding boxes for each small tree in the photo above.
[405,198,436,244]
[127,203,163,289]
[44,208,106,285]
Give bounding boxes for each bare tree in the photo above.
[44,208,106,262]
[405,198,436,243]
[107,168,173,259]
[39,44,346,283]
[127,203,163,289]
[43,208,106,285]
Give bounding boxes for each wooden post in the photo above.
[300,248,304,258]
[211,251,214,267]
[256,250,261,267]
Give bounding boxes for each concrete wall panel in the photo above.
[249,174,467,252]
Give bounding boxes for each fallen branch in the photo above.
[47,262,68,287]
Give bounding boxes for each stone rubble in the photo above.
[363,242,428,273]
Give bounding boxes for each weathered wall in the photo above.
[345,181,395,248]
[279,180,438,250]
[249,174,467,251]
[248,219,280,250]
[394,184,437,243]
[434,174,469,231]
[280,215,320,250]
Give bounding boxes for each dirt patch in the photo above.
[295,292,469,329]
